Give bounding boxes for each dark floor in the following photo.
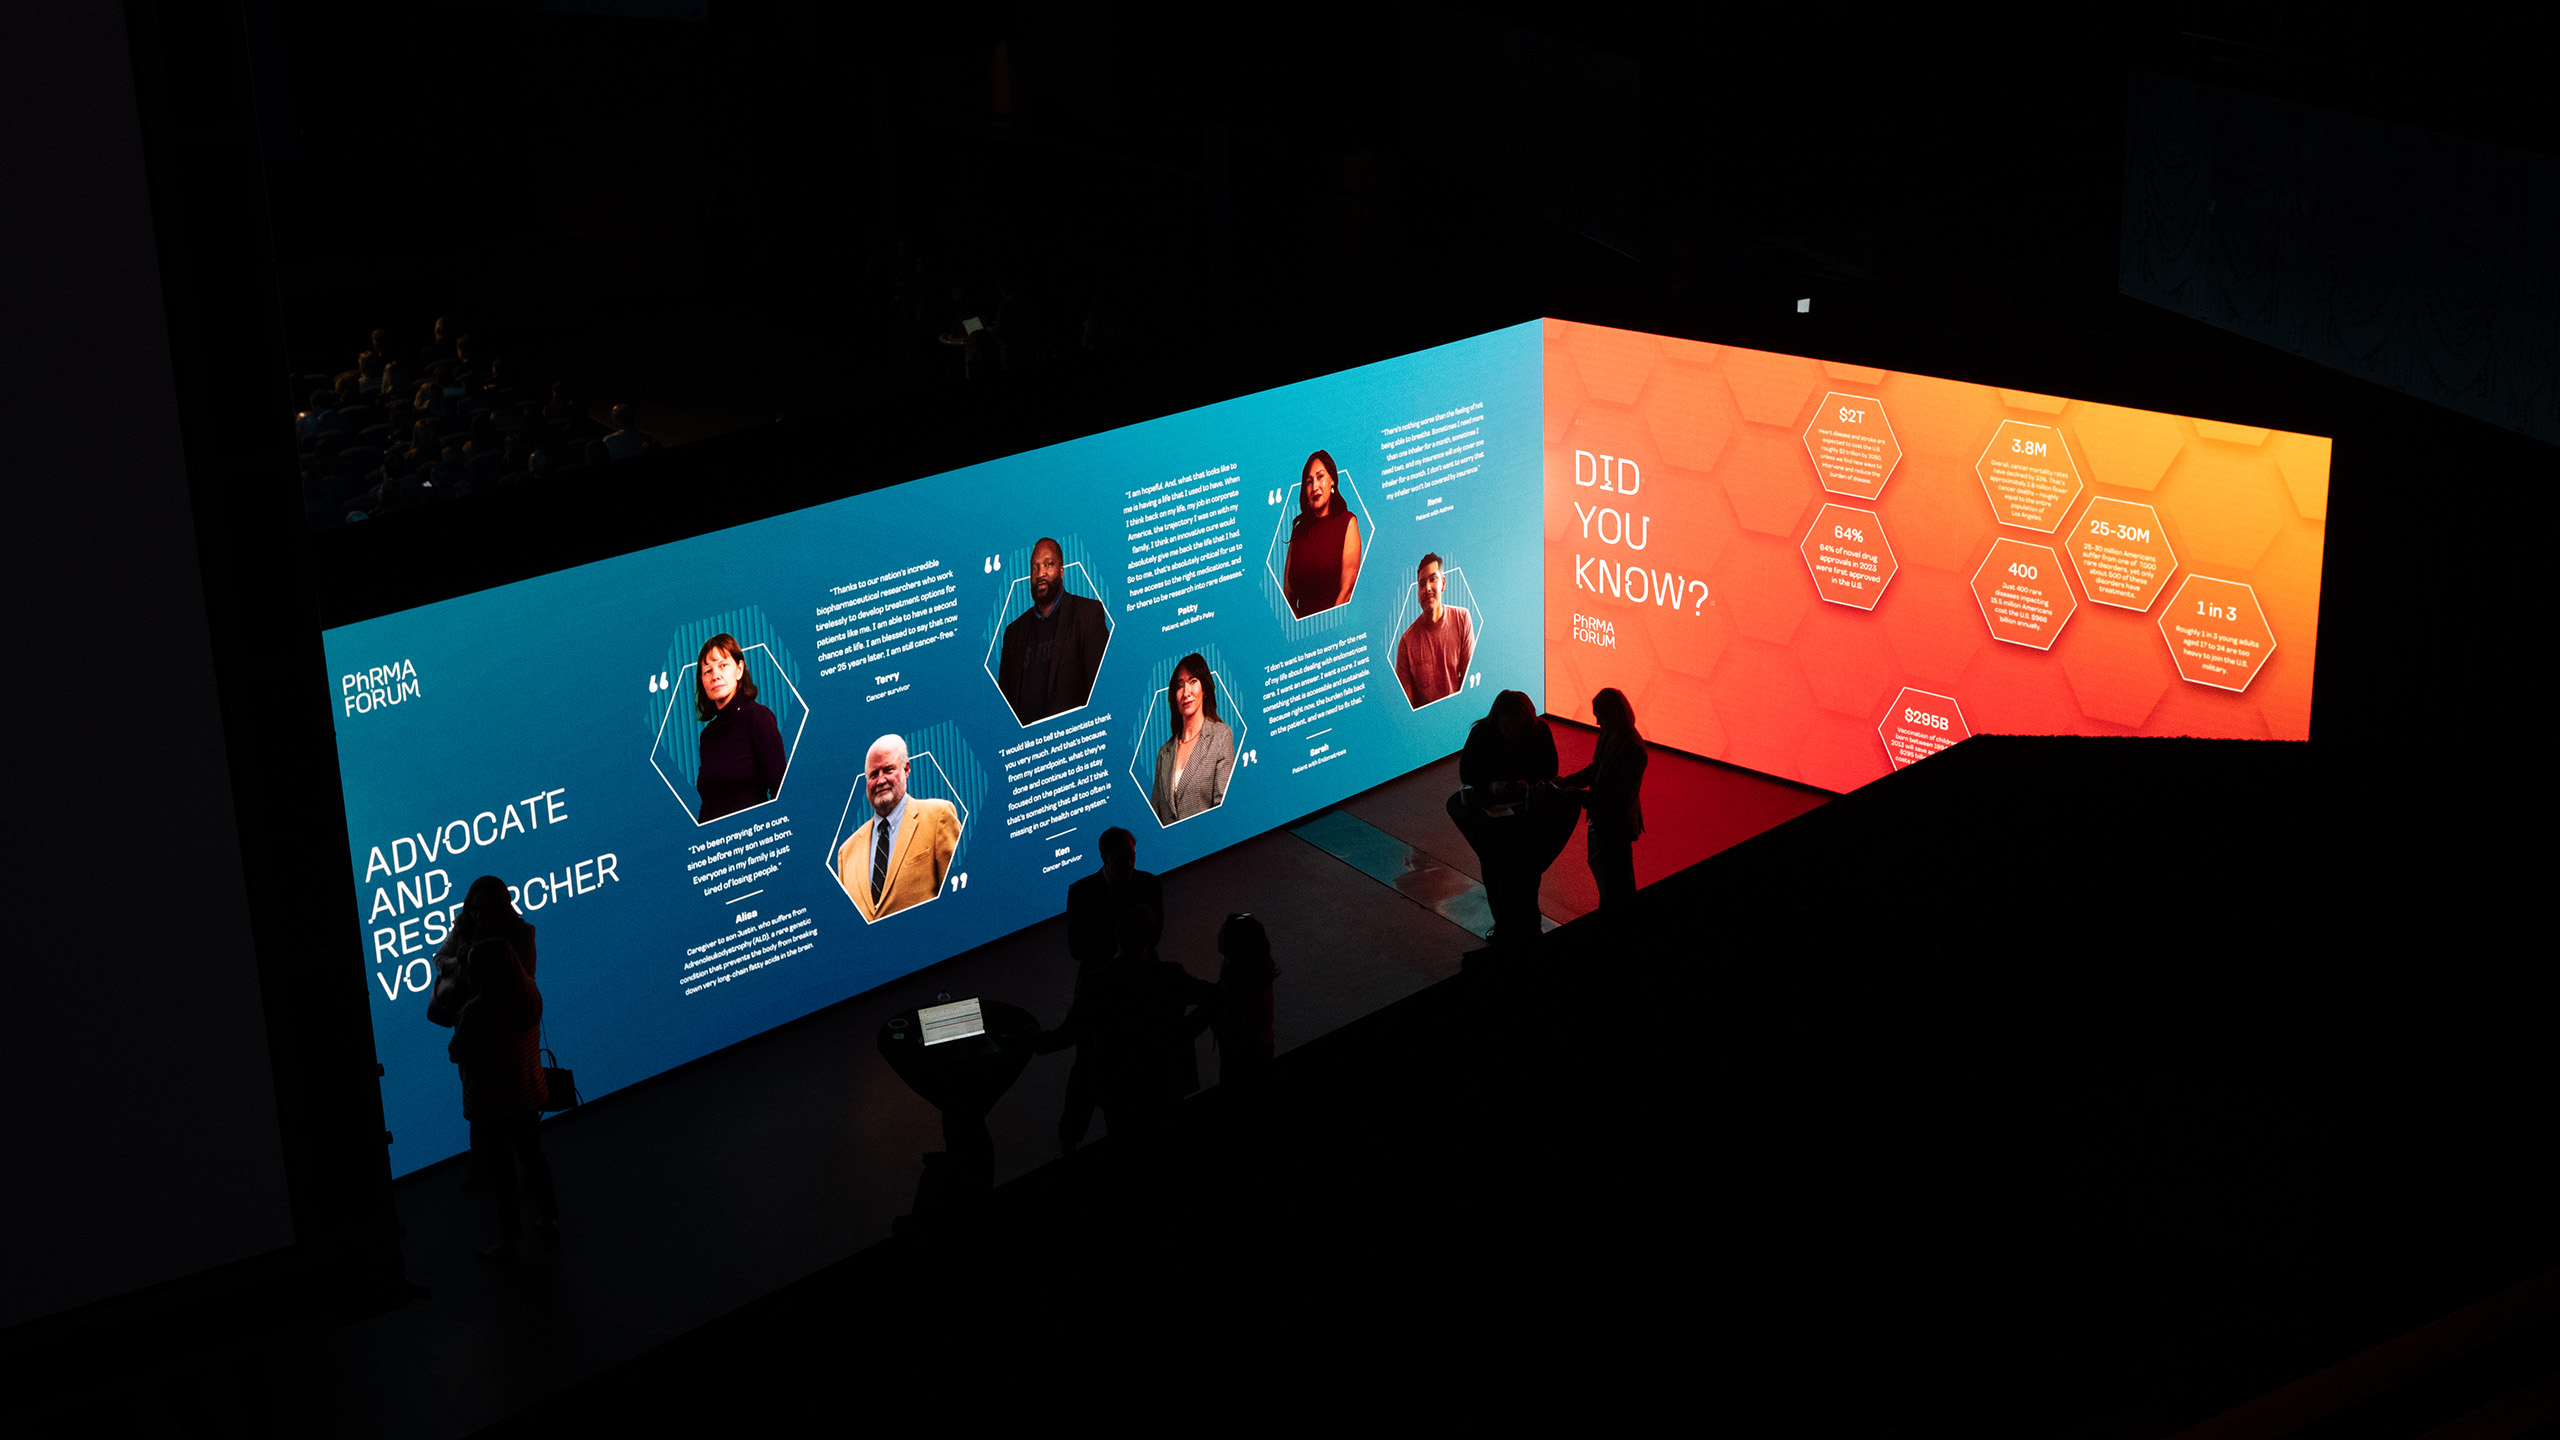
[222,728,1819,1438]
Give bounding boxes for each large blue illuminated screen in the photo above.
[325,323,1543,1173]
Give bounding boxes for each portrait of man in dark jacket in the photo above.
[995,536,1110,725]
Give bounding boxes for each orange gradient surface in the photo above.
[1542,320,2327,791]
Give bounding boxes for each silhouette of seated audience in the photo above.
[601,404,659,460]
[291,317,666,528]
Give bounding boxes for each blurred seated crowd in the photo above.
[293,317,658,529]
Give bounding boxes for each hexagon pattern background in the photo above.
[1543,320,2326,791]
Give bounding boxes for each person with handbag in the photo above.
[1557,687,1649,919]
[428,877,535,1191]
[449,936,559,1261]
[1209,913,1278,1089]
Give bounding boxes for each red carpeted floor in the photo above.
[1337,715,1835,926]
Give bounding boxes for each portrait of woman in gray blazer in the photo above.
[1148,652,1234,825]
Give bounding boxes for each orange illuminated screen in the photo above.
[1542,320,2326,791]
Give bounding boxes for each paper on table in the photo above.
[918,997,986,1046]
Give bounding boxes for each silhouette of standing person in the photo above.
[427,876,535,1191]
[449,936,558,1261]
[1056,827,1164,1148]
[1448,690,1568,948]
[1559,687,1648,917]
[1064,827,1162,974]
[1210,912,1277,1089]
[1033,904,1220,1150]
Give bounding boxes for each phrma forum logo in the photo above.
[343,659,421,715]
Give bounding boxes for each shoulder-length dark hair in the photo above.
[453,874,531,948]
[1217,912,1277,984]
[1592,686,1638,736]
[1167,652,1221,730]
[1291,449,1353,536]
[694,633,760,720]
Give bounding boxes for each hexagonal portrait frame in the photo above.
[1381,562,1485,711]
[982,558,1116,729]
[649,642,811,827]
[1125,660,1252,831]
[1262,458,1379,623]
[824,746,972,924]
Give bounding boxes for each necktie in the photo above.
[871,817,890,904]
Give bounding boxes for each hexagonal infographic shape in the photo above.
[1793,605,1899,719]
[1127,660,1253,830]
[981,561,1115,728]
[1995,389,2068,414]
[2158,574,2277,693]
[648,643,811,826]
[2071,405,2186,493]
[1971,538,2077,650]
[824,746,972,924]
[2067,497,2178,612]
[2061,639,2176,730]
[2274,433,2333,520]
[1975,420,2084,533]
[1261,464,1380,622]
[1799,503,1896,611]
[1723,353,1824,427]
[1880,569,1987,683]
[1720,424,1821,537]
[1801,392,1901,499]
[1643,373,1741,474]
[1709,642,1823,780]
[1631,666,1729,760]
[1569,331,1660,405]
[1717,534,1817,646]
[1383,564,1486,711]
[1878,687,1968,770]
[2191,419,2270,446]
[2153,452,2291,573]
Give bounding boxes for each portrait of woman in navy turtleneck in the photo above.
[692,633,787,823]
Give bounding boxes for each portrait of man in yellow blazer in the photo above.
[835,733,961,923]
